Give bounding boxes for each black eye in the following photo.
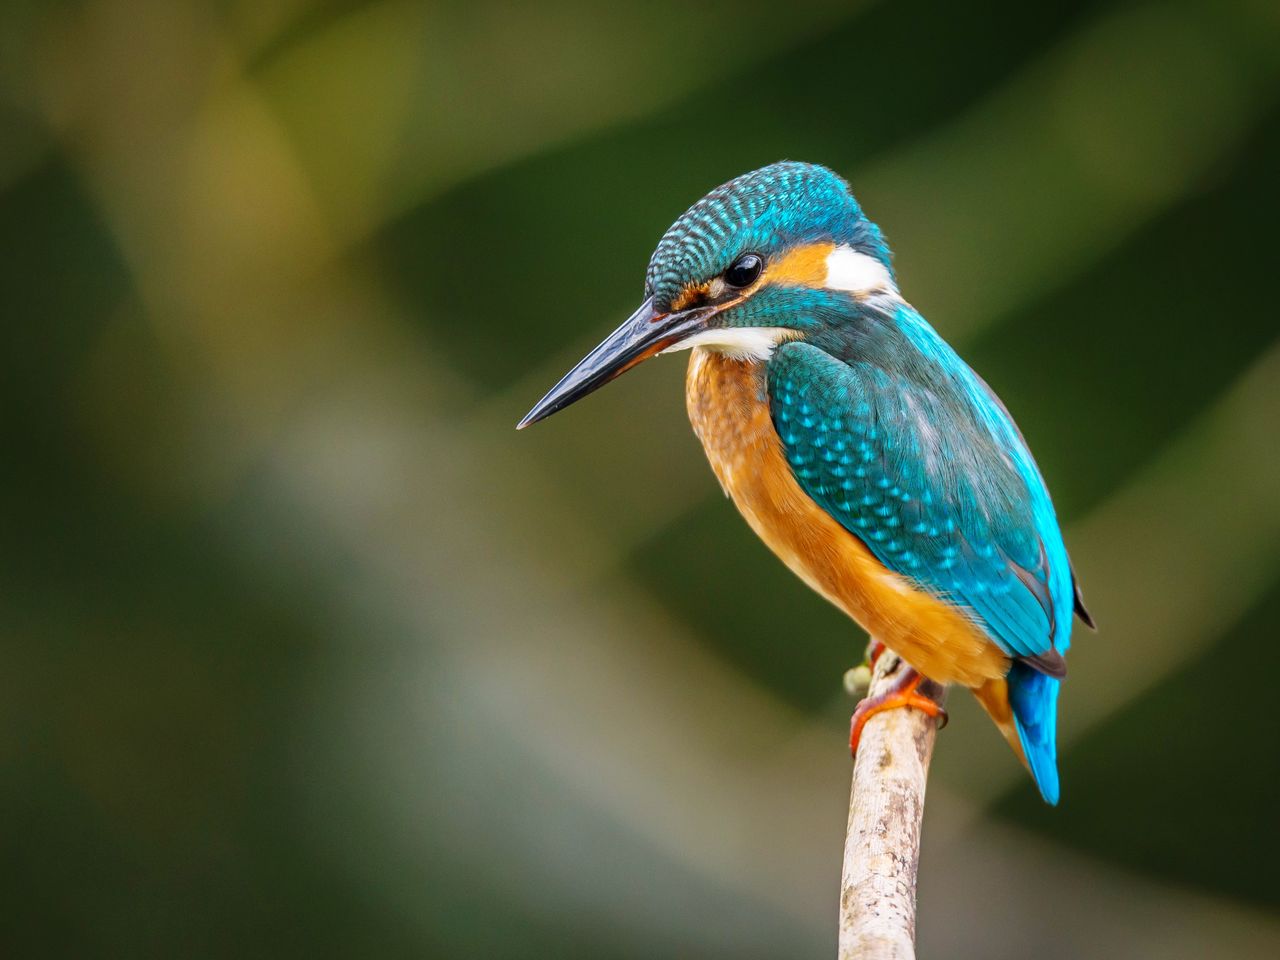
[724,252,763,288]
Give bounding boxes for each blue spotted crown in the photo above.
[644,161,892,309]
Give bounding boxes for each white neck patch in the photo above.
[661,326,793,362]
[824,244,897,297]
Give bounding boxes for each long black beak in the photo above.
[517,296,712,429]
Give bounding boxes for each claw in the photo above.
[848,668,948,756]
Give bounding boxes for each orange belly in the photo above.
[685,348,1009,689]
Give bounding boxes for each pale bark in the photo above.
[837,650,946,960]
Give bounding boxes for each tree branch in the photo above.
[838,648,946,960]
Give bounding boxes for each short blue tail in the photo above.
[1007,662,1061,805]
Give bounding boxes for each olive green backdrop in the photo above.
[2,1,1278,957]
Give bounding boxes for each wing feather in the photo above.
[767,339,1073,664]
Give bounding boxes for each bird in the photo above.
[518,161,1093,804]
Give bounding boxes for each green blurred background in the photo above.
[2,0,1279,956]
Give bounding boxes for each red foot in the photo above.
[848,669,948,756]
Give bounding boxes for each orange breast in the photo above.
[685,348,1009,689]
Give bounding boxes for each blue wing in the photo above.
[767,337,1075,663]
[767,324,1077,804]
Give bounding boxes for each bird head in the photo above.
[518,161,895,428]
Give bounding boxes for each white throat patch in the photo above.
[661,326,793,362]
[657,244,894,362]
[824,245,897,297]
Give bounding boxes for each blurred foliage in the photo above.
[2,1,1279,958]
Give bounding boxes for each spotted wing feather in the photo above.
[766,339,1073,666]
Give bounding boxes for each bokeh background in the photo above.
[3,0,1279,956]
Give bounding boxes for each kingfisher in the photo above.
[518,162,1093,804]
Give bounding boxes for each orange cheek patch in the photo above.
[764,241,835,288]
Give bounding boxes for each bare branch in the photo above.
[838,650,946,960]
